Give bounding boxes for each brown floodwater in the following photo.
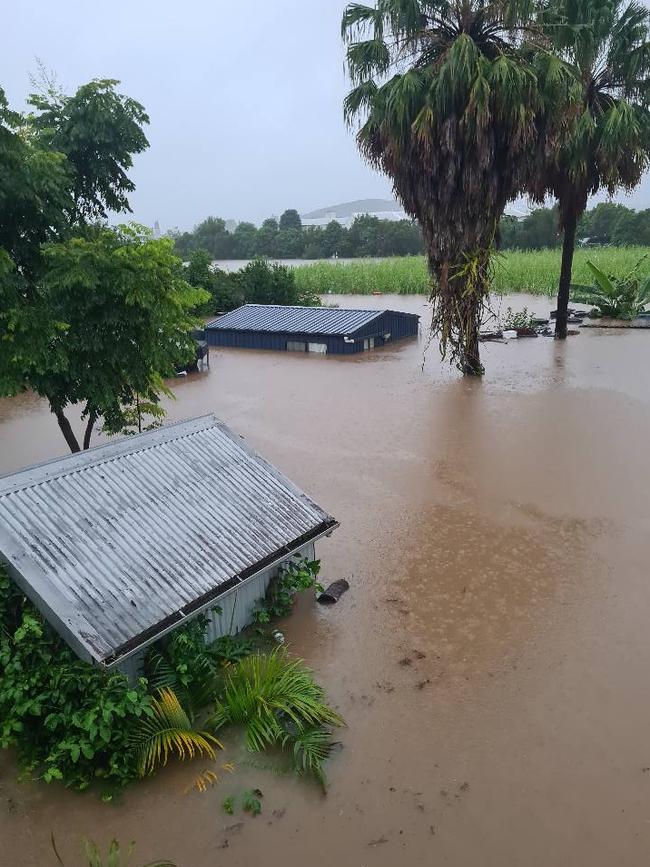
[2,294,650,867]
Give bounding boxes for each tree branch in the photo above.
[51,404,81,453]
[82,407,98,450]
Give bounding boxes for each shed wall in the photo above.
[116,541,316,681]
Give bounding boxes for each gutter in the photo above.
[100,519,339,670]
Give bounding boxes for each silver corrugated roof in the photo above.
[0,416,337,667]
[206,304,405,335]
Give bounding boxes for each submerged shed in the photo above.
[204,304,420,354]
[0,416,337,675]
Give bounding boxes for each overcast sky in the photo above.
[5,0,650,231]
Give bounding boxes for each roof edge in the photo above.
[0,415,220,494]
[102,517,339,668]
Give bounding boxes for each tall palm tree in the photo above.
[533,0,650,338]
[341,0,547,374]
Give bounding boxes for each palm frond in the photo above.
[187,763,234,794]
[133,688,222,777]
[281,725,337,789]
[341,2,384,41]
[347,39,391,83]
[210,649,344,753]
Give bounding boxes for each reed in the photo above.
[293,248,650,297]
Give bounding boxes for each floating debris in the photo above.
[318,579,350,604]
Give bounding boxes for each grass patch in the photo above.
[293,248,650,297]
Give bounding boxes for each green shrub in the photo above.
[236,258,320,307]
[0,568,151,791]
[253,556,323,624]
[571,259,650,319]
[210,648,343,788]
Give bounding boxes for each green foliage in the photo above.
[242,789,263,815]
[172,213,423,260]
[52,835,175,867]
[501,307,537,329]
[0,568,151,791]
[0,79,197,452]
[292,247,650,297]
[571,258,650,318]
[132,688,221,777]
[185,249,240,315]
[1,225,208,450]
[279,209,302,232]
[281,725,338,788]
[235,258,320,307]
[253,557,323,624]
[342,0,556,374]
[144,612,255,714]
[210,648,343,786]
[28,77,149,222]
[222,796,235,814]
[532,0,650,334]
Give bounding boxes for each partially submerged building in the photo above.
[0,416,337,677]
[204,304,420,354]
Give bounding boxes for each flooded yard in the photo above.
[3,294,650,866]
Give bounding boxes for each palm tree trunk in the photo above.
[463,292,483,376]
[556,211,578,340]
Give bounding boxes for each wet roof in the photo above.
[206,304,418,336]
[0,416,337,667]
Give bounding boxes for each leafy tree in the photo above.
[256,217,280,255]
[0,80,188,451]
[28,78,149,223]
[579,202,631,245]
[193,216,232,258]
[279,208,303,231]
[185,248,239,314]
[274,227,305,258]
[231,221,258,258]
[1,226,207,452]
[342,0,551,374]
[0,87,71,276]
[236,258,319,306]
[533,0,650,338]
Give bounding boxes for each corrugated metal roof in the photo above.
[0,416,337,667]
[206,304,416,336]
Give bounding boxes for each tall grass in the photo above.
[293,248,650,297]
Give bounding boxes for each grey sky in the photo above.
[5,0,650,231]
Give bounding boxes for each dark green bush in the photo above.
[235,258,320,307]
[0,568,151,791]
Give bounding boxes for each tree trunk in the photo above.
[556,210,578,341]
[461,303,483,375]
[83,409,98,450]
[52,405,81,453]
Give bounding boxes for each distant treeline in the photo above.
[172,203,650,260]
[171,210,423,259]
[499,202,650,250]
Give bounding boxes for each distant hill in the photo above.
[302,199,403,220]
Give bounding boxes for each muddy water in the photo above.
[3,294,650,867]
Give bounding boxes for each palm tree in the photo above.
[341,0,546,374]
[533,0,650,338]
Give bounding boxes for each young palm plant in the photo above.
[533,0,650,338]
[133,688,222,777]
[210,649,343,786]
[342,0,549,374]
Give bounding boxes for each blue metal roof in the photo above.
[206,304,417,336]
